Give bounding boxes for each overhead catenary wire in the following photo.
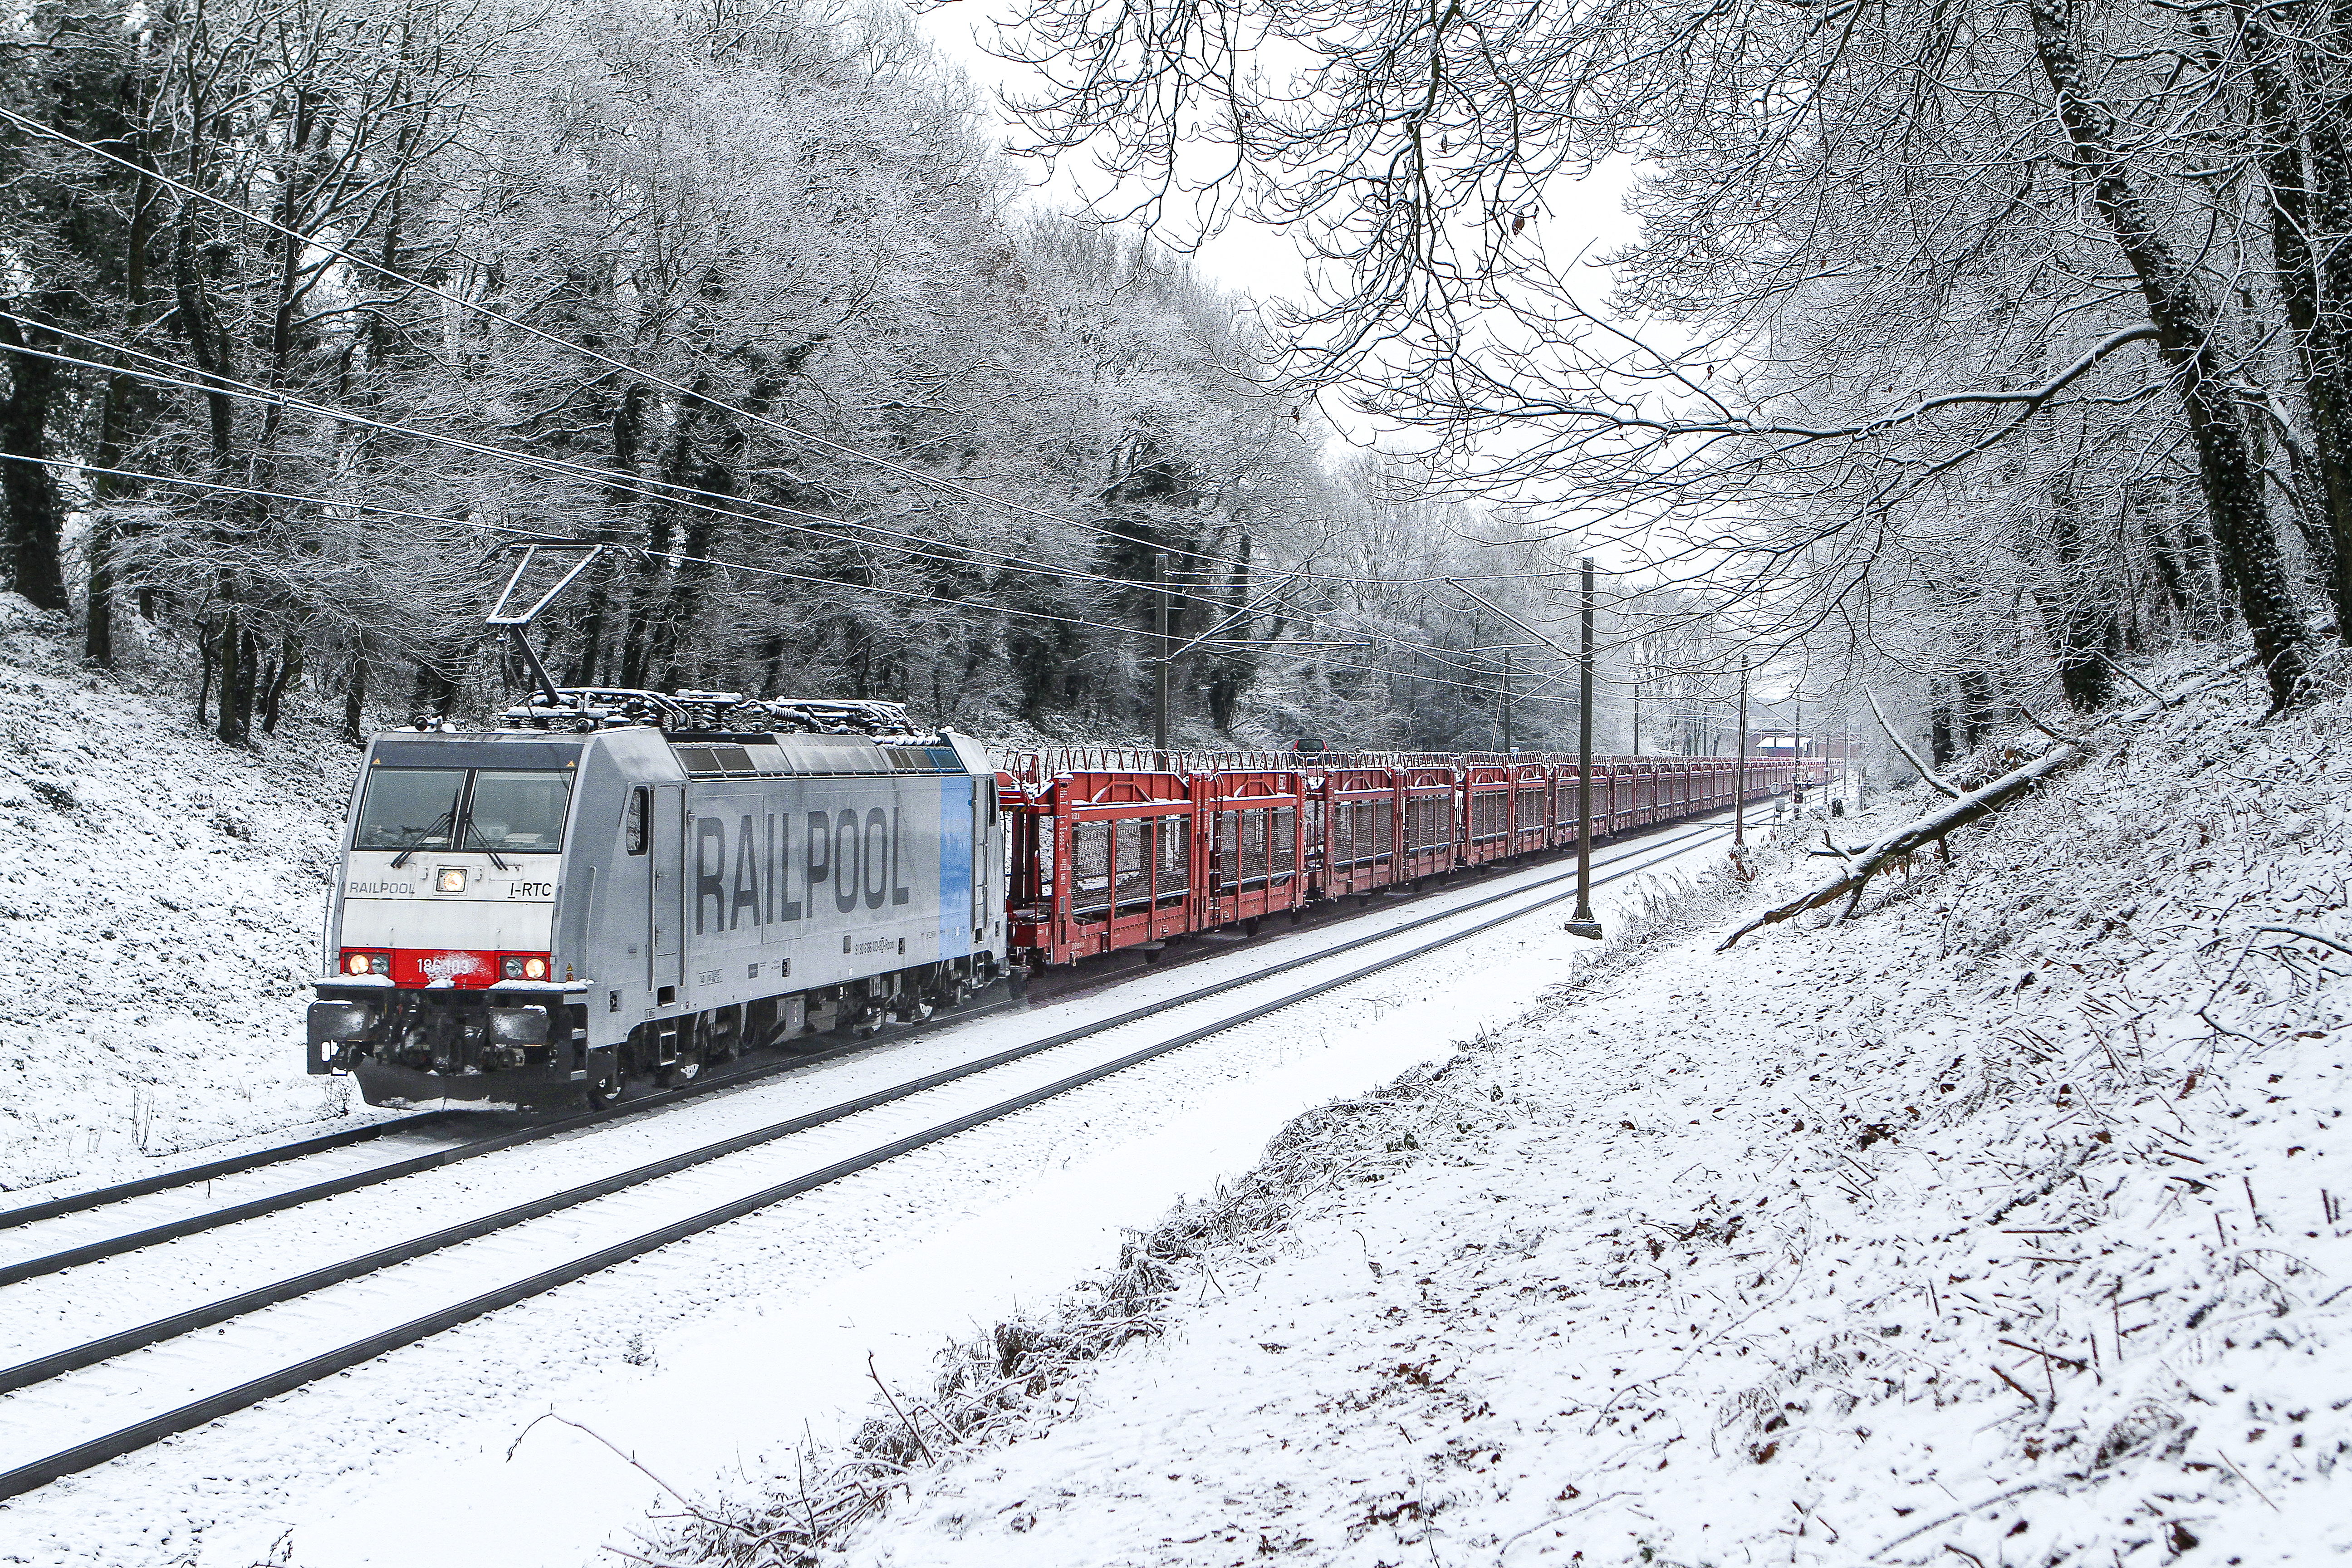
[3,318,1720,696]
[0,311,1247,619]
[0,102,1649,600]
[9,438,1740,727]
[0,443,1338,647]
[0,327,1558,679]
[5,311,1520,677]
[0,449,472,533]
[0,104,1319,585]
[1282,652,1583,705]
[0,112,1799,732]
[0,337,1269,638]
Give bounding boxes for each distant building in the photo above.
[1749,730,1855,761]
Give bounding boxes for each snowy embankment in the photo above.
[0,596,375,1197]
[660,654,2348,1568]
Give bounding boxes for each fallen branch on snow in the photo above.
[1865,686,1960,799]
[1720,648,2264,951]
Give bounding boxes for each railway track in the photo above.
[0,811,1740,1500]
[0,805,1735,1271]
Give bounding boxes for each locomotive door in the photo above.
[650,784,685,996]
[973,779,991,940]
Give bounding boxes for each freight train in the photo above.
[307,689,1800,1109]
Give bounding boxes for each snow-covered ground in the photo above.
[642,649,2348,1568]
[0,595,388,1199]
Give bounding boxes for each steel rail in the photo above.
[0,996,1027,1285]
[0,817,1736,1498]
[0,1115,448,1233]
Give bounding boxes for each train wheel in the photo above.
[704,1005,742,1064]
[584,1062,622,1111]
[896,994,936,1025]
[848,1003,887,1040]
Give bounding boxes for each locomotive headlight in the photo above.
[501,956,524,980]
[436,867,467,894]
[522,956,547,980]
[346,952,372,975]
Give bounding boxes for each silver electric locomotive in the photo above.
[307,694,1009,1109]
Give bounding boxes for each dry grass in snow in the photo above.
[647,648,2349,1568]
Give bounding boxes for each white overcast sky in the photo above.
[909,1,1640,320]
[911,1,1310,303]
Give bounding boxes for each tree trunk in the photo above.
[261,632,300,733]
[234,627,260,740]
[196,615,216,728]
[1958,669,1999,745]
[0,314,69,613]
[410,654,460,727]
[2244,4,2352,628]
[2046,474,2117,708]
[173,203,236,465]
[343,639,368,745]
[2304,0,2352,633]
[86,110,160,668]
[2027,0,2316,707]
[216,607,245,743]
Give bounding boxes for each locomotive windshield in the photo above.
[461,770,572,853]
[353,769,465,852]
[353,767,572,854]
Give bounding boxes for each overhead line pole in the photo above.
[1565,558,1602,941]
[1734,659,1751,849]
[1154,551,1172,757]
[1502,647,1514,755]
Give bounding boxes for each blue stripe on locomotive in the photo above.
[937,775,973,958]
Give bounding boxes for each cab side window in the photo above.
[625,786,650,855]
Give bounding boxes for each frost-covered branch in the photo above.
[1720,646,2264,949]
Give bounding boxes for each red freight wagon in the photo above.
[1001,746,1811,978]
[1399,766,1458,884]
[1601,763,1633,836]
[1317,765,1403,900]
[1509,761,1552,858]
[1006,766,1196,966]
[1461,764,1514,867]
[1198,767,1310,931]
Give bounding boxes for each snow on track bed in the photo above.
[0,813,1745,1567]
[0,1122,475,1277]
[814,674,2351,1568]
[0,817,1726,1486]
[0,817,1720,1369]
